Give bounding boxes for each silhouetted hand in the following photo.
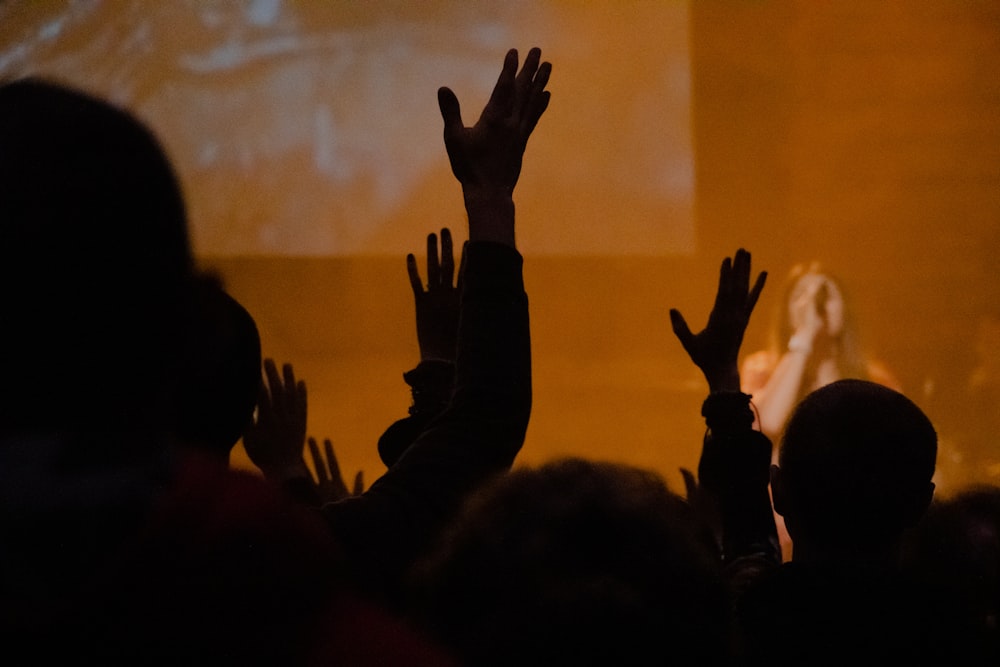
[243,359,310,482]
[670,249,767,392]
[407,228,462,362]
[307,436,364,504]
[438,47,551,194]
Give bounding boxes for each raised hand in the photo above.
[307,436,364,504]
[670,249,767,392]
[438,47,552,194]
[243,358,310,482]
[406,228,462,362]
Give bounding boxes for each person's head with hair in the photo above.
[771,379,937,561]
[170,278,262,462]
[0,77,200,442]
[769,262,866,379]
[410,458,731,667]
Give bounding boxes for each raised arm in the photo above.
[438,46,551,246]
[670,249,779,581]
[741,274,825,439]
[322,48,549,596]
[377,230,463,468]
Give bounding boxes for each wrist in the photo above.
[706,367,741,393]
[787,331,814,355]
[463,188,515,246]
[262,459,311,485]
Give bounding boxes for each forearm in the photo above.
[697,392,780,572]
[322,242,531,592]
[745,350,810,438]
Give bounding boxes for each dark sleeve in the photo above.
[697,391,781,593]
[322,242,531,594]
[376,360,455,468]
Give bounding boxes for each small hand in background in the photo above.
[407,228,462,363]
[307,436,364,504]
[670,249,767,393]
[243,359,310,482]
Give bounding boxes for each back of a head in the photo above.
[171,280,262,459]
[778,379,937,551]
[411,458,730,667]
[0,78,196,437]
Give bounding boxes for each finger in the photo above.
[733,249,751,299]
[437,87,464,135]
[307,437,328,484]
[264,358,283,395]
[351,470,365,496]
[282,363,296,393]
[712,256,733,310]
[746,271,768,316]
[513,47,542,110]
[323,439,338,478]
[252,383,271,425]
[520,89,551,140]
[296,379,307,424]
[669,309,695,350]
[440,228,455,287]
[481,48,517,121]
[323,438,350,500]
[521,59,551,129]
[279,363,297,411]
[426,232,440,289]
[406,253,423,295]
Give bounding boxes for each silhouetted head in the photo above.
[0,78,198,439]
[772,379,937,558]
[411,458,730,666]
[171,279,262,461]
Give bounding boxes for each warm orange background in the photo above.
[218,1,1000,496]
[3,2,998,497]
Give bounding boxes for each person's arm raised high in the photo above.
[322,48,550,598]
[670,249,779,586]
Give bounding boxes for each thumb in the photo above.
[669,309,694,350]
[437,87,464,135]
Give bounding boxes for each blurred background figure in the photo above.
[741,263,901,560]
[742,262,901,443]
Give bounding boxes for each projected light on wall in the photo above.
[0,0,694,257]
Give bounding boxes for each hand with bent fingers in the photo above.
[243,358,310,482]
[407,228,462,363]
[438,47,552,194]
[670,249,767,393]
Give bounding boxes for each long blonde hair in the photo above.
[767,262,869,384]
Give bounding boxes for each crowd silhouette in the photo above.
[0,46,995,666]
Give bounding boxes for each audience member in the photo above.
[172,277,262,463]
[740,262,902,560]
[0,77,457,665]
[737,379,945,665]
[409,457,731,667]
[244,47,549,606]
[670,249,779,597]
[742,263,900,442]
[902,485,1000,666]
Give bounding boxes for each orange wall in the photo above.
[212,1,1000,495]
